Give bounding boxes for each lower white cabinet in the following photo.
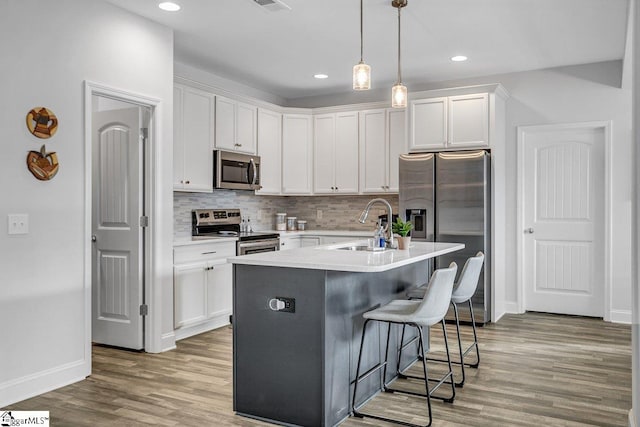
[300,236,321,247]
[174,241,235,340]
[279,237,302,250]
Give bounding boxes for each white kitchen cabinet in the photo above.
[300,236,321,247]
[410,93,488,151]
[215,96,257,154]
[174,241,236,340]
[359,108,406,194]
[314,112,359,194]
[256,108,282,195]
[279,236,301,250]
[174,262,207,328]
[282,114,313,194]
[173,84,215,192]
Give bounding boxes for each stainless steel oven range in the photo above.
[192,208,280,255]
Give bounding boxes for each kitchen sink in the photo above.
[335,245,386,252]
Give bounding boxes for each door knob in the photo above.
[91,235,97,242]
[525,228,534,234]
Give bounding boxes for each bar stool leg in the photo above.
[468,300,480,368]
[440,319,456,402]
[452,301,466,387]
[352,319,370,418]
[416,325,433,427]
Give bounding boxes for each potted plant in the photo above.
[392,217,413,250]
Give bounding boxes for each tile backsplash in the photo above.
[174,190,399,238]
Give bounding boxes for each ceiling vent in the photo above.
[252,0,291,12]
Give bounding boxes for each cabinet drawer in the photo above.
[174,242,236,264]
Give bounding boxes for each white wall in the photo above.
[0,0,174,407]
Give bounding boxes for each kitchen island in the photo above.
[229,241,464,427]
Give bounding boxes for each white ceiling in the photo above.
[105,0,629,100]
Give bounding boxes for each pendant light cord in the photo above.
[397,4,402,84]
[360,0,364,63]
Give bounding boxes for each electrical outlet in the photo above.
[316,209,323,220]
[8,214,29,235]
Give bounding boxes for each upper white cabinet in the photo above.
[410,93,489,151]
[359,108,406,194]
[256,108,282,195]
[282,114,313,195]
[215,96,257,154]
[313,112,359,194]
[173,84,215,192]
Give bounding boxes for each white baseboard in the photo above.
[160,332,176,353]
[0,358,89,408]
[610,310,632,324]
[629,408,636,427]
[503,301,522,314]
[174,315,231,342]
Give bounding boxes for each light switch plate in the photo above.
[316,210,323,220]
[8,214,29,235]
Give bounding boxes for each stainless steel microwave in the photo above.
[214,150,262,191]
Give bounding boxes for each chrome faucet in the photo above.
[358,198,396,249]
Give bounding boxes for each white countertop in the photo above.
[228,240,465,273]
[173,230,371,247]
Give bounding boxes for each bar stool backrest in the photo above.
[412,262,458,327]
[451,252,484,304]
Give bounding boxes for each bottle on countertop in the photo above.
[247,217,253,233]
[240,217,247,233]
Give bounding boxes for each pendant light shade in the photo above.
[392,83,407,108]
[353,62,371,90]
[391,0,408,108]
[353,0,371,90]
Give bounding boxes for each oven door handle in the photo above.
[238,239,280,250]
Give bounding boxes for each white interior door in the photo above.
[92,106,144,349]
[522,124,605,317]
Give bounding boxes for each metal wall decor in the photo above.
[26,107,58,139]
[26,144,59,181]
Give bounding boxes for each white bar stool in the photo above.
[351,262,458,427]
[406,252,484,387]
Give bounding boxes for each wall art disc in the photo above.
[27,145,59,181]
[26,107,58,139]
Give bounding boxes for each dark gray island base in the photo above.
[232,262,429,427]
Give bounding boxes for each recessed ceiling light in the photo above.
[158,2,181,11]
[451,55,468,62]
[314,74,329,79]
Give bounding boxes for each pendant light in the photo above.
[391,0,407,108]
[353,0,371,90]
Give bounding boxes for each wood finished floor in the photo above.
[10,313,631,426]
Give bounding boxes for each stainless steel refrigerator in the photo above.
[399,150,491,324]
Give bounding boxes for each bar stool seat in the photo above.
[406,252,485,387]
[352,262,458,427]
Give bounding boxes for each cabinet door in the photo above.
[206,261,233,319]
[174,263,207,328]
[313,114,336,194]
[279,237,302,250]
[387,109,406,192]
[235,102,257,154]
[182,87,214,192]
[300,237,321,247]
[215,96,236,151]
[256,108,282,195]
[173,85,185,190]
[282,114,313,194]
[334,112,359,194]
[410,97,447,151]
[448,93,488,148]
[359,109,387,193]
